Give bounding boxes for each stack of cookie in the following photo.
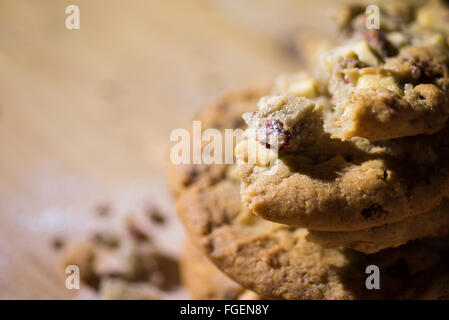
[170,0,449,299]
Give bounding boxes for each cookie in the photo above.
[236,91,449,231]
[61,215,179,300]
[169,88,449,299]
[335,0,449,52]
[327,47,449,142]
[181,240,260,300]
[235,1,449,231]
[62,237,159,300]
[307,198,449,253]
[328,0,449,141]
[178,176,449,299]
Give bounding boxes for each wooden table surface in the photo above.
[0,0,344,299]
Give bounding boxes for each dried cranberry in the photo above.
[416,60,429,69]
[265,120,284,135]
[362,30,396,57]
[259,120,292,150]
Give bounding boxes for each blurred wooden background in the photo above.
[0,0,343,299]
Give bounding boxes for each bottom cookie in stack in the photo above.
[168,87,449,300]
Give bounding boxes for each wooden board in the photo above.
[0,0,343,299]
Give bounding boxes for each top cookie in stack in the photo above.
[235,0,449,253]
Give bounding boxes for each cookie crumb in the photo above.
[126,219,152,243]
[95,204,111,218]
[147,207,166,225]
[93,231,119,248]
[51,237,65,251]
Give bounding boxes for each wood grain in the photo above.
[0,0,342,299]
